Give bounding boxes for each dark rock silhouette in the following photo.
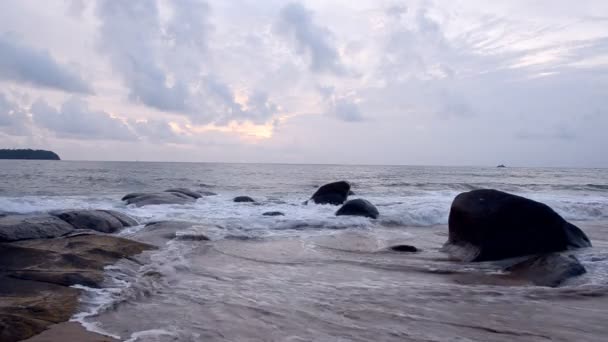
[310,181,351,205]
[443,189,591,261]
[336,199,379,219]
[0,149,60,160]
[234,196,255,203]
[387,245,419,253]
[263,211,285,216]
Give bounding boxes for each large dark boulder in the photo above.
[443,189,591,262]
[51,210,137,234]
[336,199,379,219]
[0,215,74,242]
[310,181,351,205]
[122,191,197,207]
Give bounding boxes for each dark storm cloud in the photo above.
[31,97,136,141]
[0,34,92,93]
[276,2,345,75]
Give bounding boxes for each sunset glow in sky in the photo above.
[1,0,607,166]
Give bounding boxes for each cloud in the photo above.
[0,34,92,93]
[0,92,30,135]
[132,119,182,143]
[30,97,136,141]
[95,0,279,125]
[95,0,190,112]
[276,2,345,75]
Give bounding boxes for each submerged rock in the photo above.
[51,209,137,234]
[310,181,351,205]
[336,199,379,219]
[165,188,203,199]
[0,214,74,242]
[139,221,210,245]
[234,196,255,203]
[505,253,586,287]
[387,244,419,253]
[122,191,197,207]
[443,189,591,262]
[263,211,285,216]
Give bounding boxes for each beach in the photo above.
[1,161,607,341]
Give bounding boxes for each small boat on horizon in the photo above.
[497,164,506,168]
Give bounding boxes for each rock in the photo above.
[136,221,208,246]
[165,188,202,199]
[100,210,139,227]
[505,254,586,287]
[0,215,74,242]
[387,245,419,253]
[263,211,285,216]
[336,199,379,219]
[0,234,152,341]
[199,191,218,196]
[51,210,136,234]
[443,189,592,262]
[123,191,196,207]
[234,196,255,203]
[310,181,351,205]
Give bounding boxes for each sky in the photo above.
[0,0,607,167]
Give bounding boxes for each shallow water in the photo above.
[1,161,607,341]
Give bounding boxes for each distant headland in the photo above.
[0,149,60,160]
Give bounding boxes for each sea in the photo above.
[1,160,608,341]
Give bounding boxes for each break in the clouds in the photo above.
[0,0,607,166]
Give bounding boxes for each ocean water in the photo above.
[1,160,608,341]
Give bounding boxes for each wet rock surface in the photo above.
[444,189,592,261]
[234,196,255,203]
[122,188,202,207]
[0,234,152,342]
[336,199,379,219]
[50,210,137,234]
[0,215,74,242]
[310,181,351,205]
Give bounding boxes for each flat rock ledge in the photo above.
[0,234,153,342]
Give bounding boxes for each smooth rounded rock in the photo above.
[234,196,255,203]
[336,199,379,219]
[0,215,74,242]
[310,181,351,205]
[51,210,136,234]
[443,189,592,262]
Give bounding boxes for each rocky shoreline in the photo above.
[0,210,153,342]
[0,182,598,341]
